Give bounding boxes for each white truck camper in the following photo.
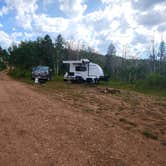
[63,59,107,83]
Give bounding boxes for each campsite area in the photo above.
[0,71,165,166]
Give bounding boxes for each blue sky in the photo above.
[0,0,165,58]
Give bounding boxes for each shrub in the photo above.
[9,68,31,79]
[146,73,166,89]
[136,73,166,90]
[0,62,6,71]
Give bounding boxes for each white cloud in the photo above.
[33,14,69,33]
[0,31,12,48]
[136,10,166,27]
[23,32,35,39]
[101,0,121,4]
[0,6,9,16]
[1,0,38,29]
[131,0,166,11]
[11,32,23,41]
[59,0,87,18]
[78,1,137,55]
[157,23,166,32]
[42,0,54,5]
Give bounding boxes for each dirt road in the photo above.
[0,72,165,166]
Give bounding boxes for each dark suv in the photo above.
[32,66,52,81]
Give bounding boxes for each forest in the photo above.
[0,34,166,91]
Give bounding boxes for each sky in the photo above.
[0,0,165,58]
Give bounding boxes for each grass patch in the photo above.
[100,80,166,97]
[43,81,72,91]
[135,87,166,98]
[52,75,64,82]
[100,80,134,90]
[142,130,158,140]
[119,118,137,127]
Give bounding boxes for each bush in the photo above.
[146,73,166,89]
[0,62,6,71]
[136,73,166,90]
[9,68,31,79]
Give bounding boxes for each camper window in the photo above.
[68,72,74,76]
[76,66,86,71]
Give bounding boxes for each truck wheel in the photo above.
[76,76,83,83]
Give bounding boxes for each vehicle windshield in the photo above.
[35,66,49,72]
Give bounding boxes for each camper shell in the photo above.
[63,59,105,83]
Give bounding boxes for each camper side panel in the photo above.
[89,63,104,79]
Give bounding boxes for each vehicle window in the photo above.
[36,66,49,72]
[68,72,74,76]
[76,66,86,71]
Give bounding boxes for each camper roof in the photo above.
[63,59,90,64]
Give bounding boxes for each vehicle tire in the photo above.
[86,78,93,84]
[94,78,98,84]
[76,76,83,83]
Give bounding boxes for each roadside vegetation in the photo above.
[0,62,5,71]
[7,66,166,97]
[101,73,166,97]
[0,34,165,97]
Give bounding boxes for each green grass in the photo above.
[52,75,64,82]
[100,80,134,90]
[136,88,166,97]
[100,80,166,97]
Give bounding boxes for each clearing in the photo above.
[0,71,165,166]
